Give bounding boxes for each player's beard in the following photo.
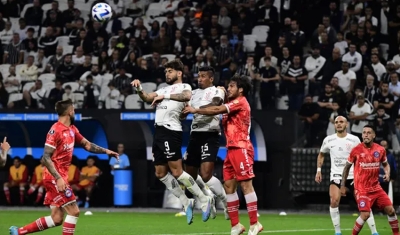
[166,75,178,85]
[70,114,75,125]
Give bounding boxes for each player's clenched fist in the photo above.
[315,171,322,183]
[182,106,197,114]
[131,79,141,88]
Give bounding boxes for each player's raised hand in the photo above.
[131,79,141,88]
[1,137,10,152]
[106,149,119,161]
[182,106,196,115]
[315,171,322,184]
[56,178,67,192]
[151,95,164,107]
[340,185,346,197]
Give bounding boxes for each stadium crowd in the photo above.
[0,0,400,146]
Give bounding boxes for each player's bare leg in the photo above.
[383,206,399,235]
[168,160,213,222]
[200,162,228,219]
[84,186,93,208]
[9,202,80,235]
[156,164,195,224]
[329,184,342,235]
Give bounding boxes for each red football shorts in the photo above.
[43,179,76,208]
[223,148,255,182]
[355,188,392,212]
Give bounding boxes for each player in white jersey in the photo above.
[131,60,213,225]
[179,66,229,219]
[315,116,378,235]
[0,137,10,167]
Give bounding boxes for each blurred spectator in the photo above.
[367,105,391,144]
[283,55,308,110]
[333,61,356,94]
[83,76,99,109]
[19,56,38,81]
[389,73,400,101]
[72,156,100,208]
[0,21,13,45]
[113,67,133,96]
[45,46,64,73]
[48,80,64,108]
[373,81,395,115]
[298,95,321,147]
[3,157,28,205]
[4,66,20,94]
[0,80,9,108]
[3,33,25,65]
[68,163,80,186]
[62,85,75,104]
[56,54,76,82]
[72,46,85,65]
[38,27,57,57]
[110,143,131,175]
[106,81,121,109]
[326,101,347,136]
[8,79,46,109]
[27,162,45,204]
[24,0,44,26]
[349,93,372,140]
[258,57,279,110]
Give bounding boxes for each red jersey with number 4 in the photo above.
[43,122,84,182]
[347,143,387,193]
[222,96,253,150]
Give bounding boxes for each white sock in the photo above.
[160,173,189,207]
[206,176,227,209]
[177,171,207,203]
[330,207,341,233]
[44,216,55,228]
[195,175,213,197]
[366,210,377,234]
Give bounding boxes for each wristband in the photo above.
[164,94,170,99]
[136,85,143,92]
[317,168,321,172]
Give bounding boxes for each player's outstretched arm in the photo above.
[80,139,119,159]
[199,97,224,109]
[0,137,10,167]
[183,104,227,116]
[41,146,62,180]
[131,79,158,103]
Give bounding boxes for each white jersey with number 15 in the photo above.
[190,87,225,133]
[155,83,192,132]
[320,133,361,181]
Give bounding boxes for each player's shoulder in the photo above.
[373,143,385,151]
[48,122,65,134]
[345,134,360,142]
[180,83,192,90]
[323,134,337,143]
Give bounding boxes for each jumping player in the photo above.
[315,116,378,235]
[183,74,263,235]
[9,99,119,235]
[0,137,10,167]
[341,125,399,235]
[180,66,229,219]
[131,59,213,225]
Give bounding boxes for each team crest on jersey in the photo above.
[373,151,380,158]
[49,129,55,135]
[359,200,366,208]
[346,143,352,151]
[70,130,74,137]
[65,188,72,198]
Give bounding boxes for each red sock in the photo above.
[227,193,240,227]
[244,192,258,225]
[19,187,25,204]
[3,187,10,203]
[388,215,399,235]
[28,186,36,195]
[352,216,365,235]
[18,216,55,235]
[62,215,78,235]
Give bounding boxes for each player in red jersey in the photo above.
[183,74,262,235]
[9,99,119,235]
[341,125,399,235]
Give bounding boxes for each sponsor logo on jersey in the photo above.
[63,143,75,151]
[359,200,366,208]
[65,188,72,198]
[359,162,380,168]
[374,151,380,158]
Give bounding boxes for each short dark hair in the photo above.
[198,66,215,78]
[14,156,21,162]
[55,99,73,116]
[164,59,184,72]
[377,105,385,110]
[230,74,252,97]
[363,124,375,133]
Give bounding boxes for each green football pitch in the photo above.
[0,210,394,234]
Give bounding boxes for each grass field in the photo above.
[0,209,394,235]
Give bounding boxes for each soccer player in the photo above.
[9,99,119,235]
[183,74,263,235]
[315,116,378,235]
[0,137,10,167]
[341,125,399,235]
[179,66,228,219]
[27,162,45,204]
[131,59,213,225]
[71,156,101,208]
[4,157,28,205]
